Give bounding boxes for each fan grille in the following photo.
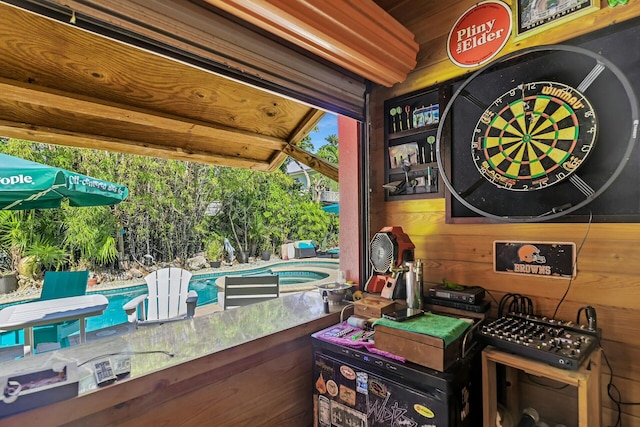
[370,232,394,273]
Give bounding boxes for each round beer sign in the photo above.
[447,1,512,68]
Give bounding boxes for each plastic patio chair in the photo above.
[223,275,280,309]
[32,270,90,350]
[123,267,197,325]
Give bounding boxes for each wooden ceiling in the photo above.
[0,1,418,181]
[0,2,323,174]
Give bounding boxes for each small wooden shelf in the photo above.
[482,346,602,427]
[387,123,439,142]
[383,85,449,201]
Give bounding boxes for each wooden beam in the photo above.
[268,108,339,182]
[267,108,326,171]
[0,121,272,170]
[0,79,286,150]
[288,109,327,145]
[282,143,338,183]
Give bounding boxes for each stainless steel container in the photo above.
[405,260,423,310]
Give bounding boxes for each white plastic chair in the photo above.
[123,267,197,325]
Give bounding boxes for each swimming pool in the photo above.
[85,267,331,331]
[0,260,338,345]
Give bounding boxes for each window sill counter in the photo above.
[1,290,344,426]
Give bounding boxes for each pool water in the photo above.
[85,269,329,331]
[0,261,336,346]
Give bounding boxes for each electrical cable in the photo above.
[340,303,354,323]
[484,289,500,307]
[577,306,598,333]
[525,374,569,390]
[602,347,640,427]
[498,293,535,317]
[552,210,592,319]
[602,349,622,427]
[498,293,511,317]
[78,350,174,367]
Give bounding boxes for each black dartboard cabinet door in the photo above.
[436,20,640,223]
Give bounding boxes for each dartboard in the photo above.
[472,81,598,191]
[434,44,638,223]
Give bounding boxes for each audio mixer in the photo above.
[478,313,599,370]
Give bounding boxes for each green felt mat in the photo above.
[373,312,470,346]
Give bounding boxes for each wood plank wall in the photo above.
[369,1,640,425]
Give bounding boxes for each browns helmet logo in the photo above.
[517,245,546,264]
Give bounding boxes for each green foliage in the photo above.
[62,204,122,267]
[25,235,68,272]
[208,167,333,256]
[0,211,31,255]
[95,236,119,265]
[204,234,224,261]
[1,138,339,269]
[317,142,338,165]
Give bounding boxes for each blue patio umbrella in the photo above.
[0,153,129,210]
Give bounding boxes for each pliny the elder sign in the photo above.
[447,1,512,68]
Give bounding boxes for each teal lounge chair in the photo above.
[32,270,90,351]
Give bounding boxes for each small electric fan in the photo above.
[365,226,415,299]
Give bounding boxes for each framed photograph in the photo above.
[388,142,420,169]
[514,0,599,38]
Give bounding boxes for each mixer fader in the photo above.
[478,313,599,370]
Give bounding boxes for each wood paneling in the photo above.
[370,1,640,423]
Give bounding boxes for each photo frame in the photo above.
[514,0,599,38]
[388,142,420,169]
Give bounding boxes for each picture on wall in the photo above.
[388,142,420,169]
[515,0,599,37]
